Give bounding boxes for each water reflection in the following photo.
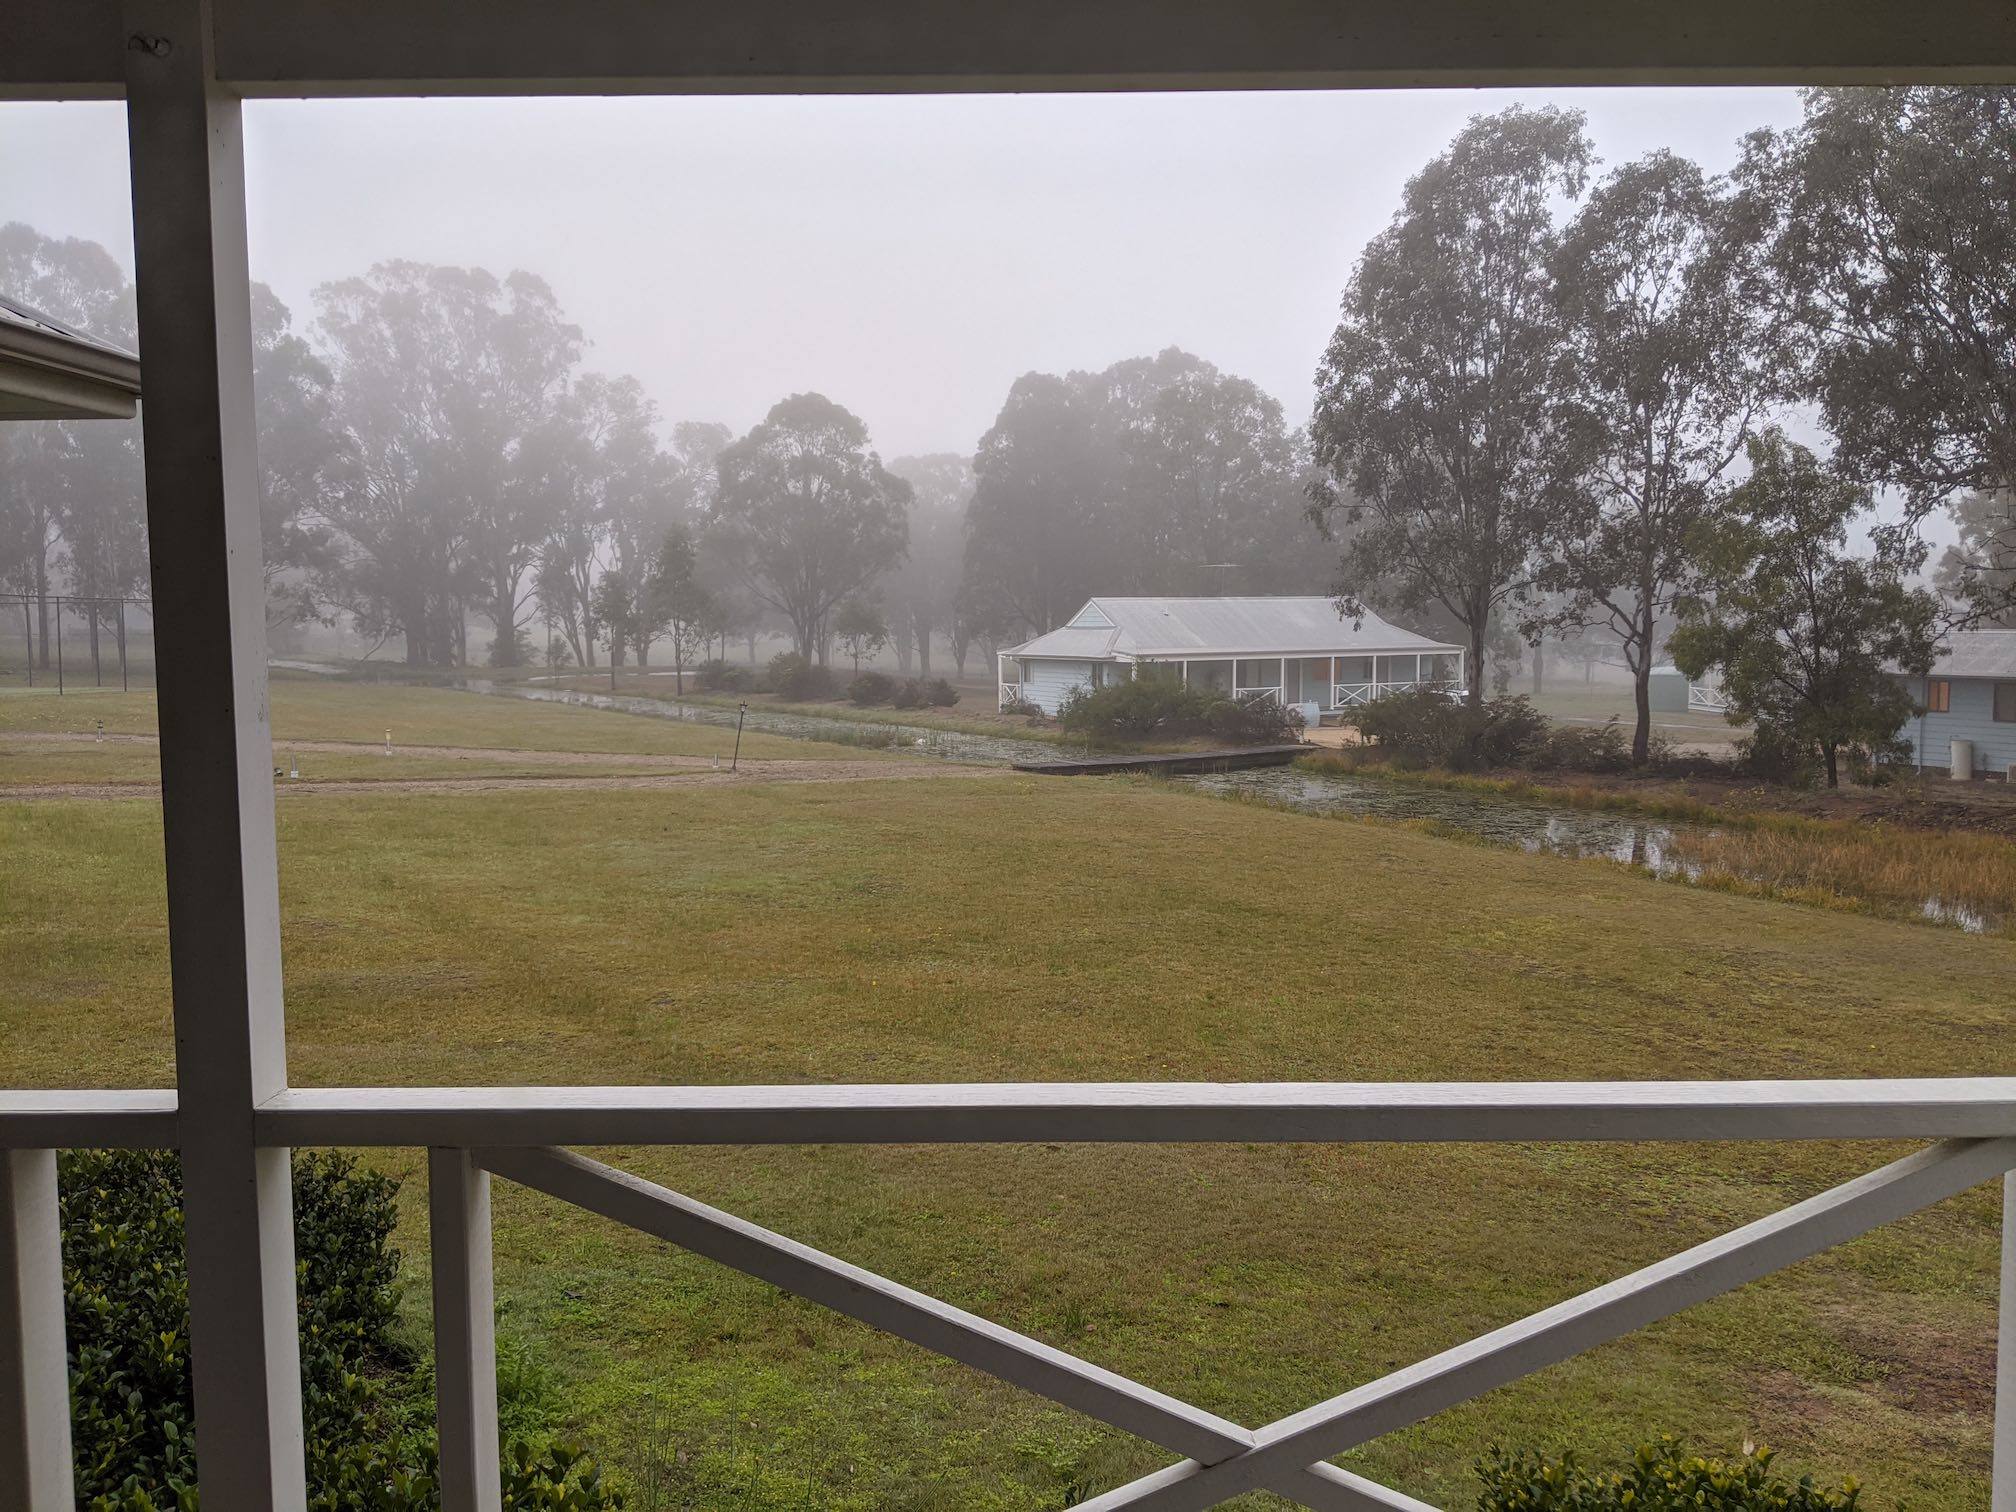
[1174,767,1693,869]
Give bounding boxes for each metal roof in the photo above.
[0,291,142,421]
[1006,597,1463,660]
[1931,630,2016,680]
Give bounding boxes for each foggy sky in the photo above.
[4,88,1803,460]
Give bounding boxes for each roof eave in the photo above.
[0,321,142,421]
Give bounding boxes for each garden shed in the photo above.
[999,596,1465,717]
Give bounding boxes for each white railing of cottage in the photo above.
[8,1079,2016,1512]
[1689,684,1733,714]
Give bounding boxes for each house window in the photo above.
[1925,679,1951,714]
[1995,683,2016,723]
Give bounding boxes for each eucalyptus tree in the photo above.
[1309,106,1592,708]
[1936,490,2016,627]
[315,261,581,665]
[883,452,971,674]
[1736,87,2016,599]
[1669,432,1939,789]
[1532,152,1783,762]
[1124,357,1310,594]
[250,284,344,632]
[0,222,137,667]
[710,394,910,663]
[961,372,1120,637]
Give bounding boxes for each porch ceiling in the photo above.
[7,0,2016,100]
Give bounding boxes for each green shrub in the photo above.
[847,671,897,705]
[1345,686,1547,772]
[890,678,928,710]
[766,653,834,701]
[695,660,753,692]
[1058,679,1301,744]
[60,1149,620,1512]
[1528,718,1633,774]
[1476,1440,1867,1511]
[925,678,960,707]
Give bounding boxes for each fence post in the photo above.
[0,1149,71,1512]
[430,1148,501,1512]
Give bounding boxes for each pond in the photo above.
[1170,766,1697,869]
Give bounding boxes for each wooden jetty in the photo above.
[1011,744,1309,777]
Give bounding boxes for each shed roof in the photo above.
[1930,630,2016,680]
[1007,597,1463,660]
[0,292,141,421]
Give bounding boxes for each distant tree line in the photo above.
[4,87,2011,774]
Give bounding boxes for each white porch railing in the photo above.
[999,681,1026,709]
[6,1078,2016,1512]
[1689,684,1732,713]
[1333,681,1420,706]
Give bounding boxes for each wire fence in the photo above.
[0,594,157,693]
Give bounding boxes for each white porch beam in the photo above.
[10,0,2016,98]
[1079,1136,2016,1511]
[123,2,305,1507]
[0,1150,71,1512]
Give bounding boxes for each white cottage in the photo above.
[1899,629,2016,776]
[999,596,1466,718]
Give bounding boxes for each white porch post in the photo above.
[430,1148,502,1512]
[0,1149,71,1511]
[124,3,306,1507]
[1997,1171,2016,1512]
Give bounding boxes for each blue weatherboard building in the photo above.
[1899,630,2016,776]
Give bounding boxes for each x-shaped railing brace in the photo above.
[478,1136,2016,1512]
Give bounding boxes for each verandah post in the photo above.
[0,1149,71,1511]
[1997,1170,2016,1511]
[429,1147,502,1512]
[123,2,307,1506]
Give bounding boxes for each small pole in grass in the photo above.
[384,727,392,757]
[732,702,746,772]
[95,719,104,744]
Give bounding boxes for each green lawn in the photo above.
[1528,687,1746,748]
[0,675,888,762]
[4,768,2010,1509]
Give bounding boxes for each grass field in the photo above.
[0,675,888,763]
[5,715,2013,1508]
[1527,687,1745,750]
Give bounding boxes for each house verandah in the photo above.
[999,597,1465,717]
[8,4,2016,1511]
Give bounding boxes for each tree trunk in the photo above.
[1631,659,1652,766]
[1466,614,1486,710]
[893,619,913,674]
[746,633,758,665]
[1530,643,1543,695]
[1823,743,1840,789]
[917,624,932,679]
